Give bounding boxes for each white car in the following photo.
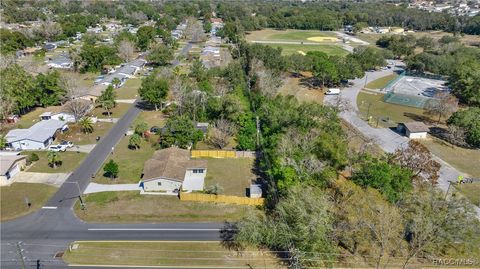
[48,145,67,152]
[60,140,74,148]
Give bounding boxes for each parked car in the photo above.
[48,145,67,152]
[60,140,74,148]
[150,126,160,133]
[325,88,340,95]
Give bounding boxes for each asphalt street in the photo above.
[1,40,223,269]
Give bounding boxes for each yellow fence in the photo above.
[180,192,264,206]
[191,150,236,158]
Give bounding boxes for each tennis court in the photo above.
[383,75,449,108]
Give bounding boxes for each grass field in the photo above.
[63,241,282,267]
[454,183,480,207]
[365,73,399,89]
[56,122,113,145]
[270,43,347,56]
[246,29,336,42]
[74,191,254,223]
[203,158,256,196]
[278,75,324,103]
[116,78,141,99]
[26,151,87,173]
[1,183,57,221]
[357,91,431,128]
[134,110,166,129]
[91,103,132,119]
[420,137,480,178]
[93,134,157,184]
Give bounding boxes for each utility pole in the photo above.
[16,242,26,269]
[256,116,260,147]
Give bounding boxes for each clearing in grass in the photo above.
[90,102,132,119]
[1,183,57,221]
[74,191,255,223]
[25,151,87,173]
[56,122,114,145]
[63,241,283,268]
[116,78,141,99]
[278,73,324,104]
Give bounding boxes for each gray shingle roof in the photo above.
[6,120,67,143]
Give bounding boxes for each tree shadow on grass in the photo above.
[403,112,434,124]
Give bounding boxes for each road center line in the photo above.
[87,228,221,231]
[41,206,58,209]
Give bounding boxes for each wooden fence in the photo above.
[180,192,264,206]
[191,150,256,159]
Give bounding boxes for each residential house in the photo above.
[141,147,208,193]
[116,65,137,78]
[101,73,128,88]
[47,55,73,69]
[129,59,147,70]
[0,154,27,186]
[5,120,68,150]
[397,122,429,139]
[79,84,108,103]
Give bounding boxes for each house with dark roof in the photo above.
[141,147,208,193]
[5,120,68,150]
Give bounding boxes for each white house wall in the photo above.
[407,131,427,139]
[9,139,49,150]
[143,178,182,192]
[182,168,206,191]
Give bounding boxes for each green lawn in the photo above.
[454,183,480,207]
[134,110,166,129]
[63,241,282,268]
[365,73,399,89]
[357,91,431,128]
[203,158,256,196]
[116,78,141,99]
[75,191,254,223]
[56,122,114,145]
[25,151,87,173]
[91,103,132,119]
[420,137,480,178]
[268,43,347,56]
[278,75,324,104]
[93,135,157,184]
[246,28,336,42]
[1,183,57,221]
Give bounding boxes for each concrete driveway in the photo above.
[13,172,69,187]
[66,144,96,153]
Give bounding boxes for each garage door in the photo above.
[7,163,20,180]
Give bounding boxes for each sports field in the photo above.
[246,28,348,56]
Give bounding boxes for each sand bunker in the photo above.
[307,36,340,42]
[297,50,306,56]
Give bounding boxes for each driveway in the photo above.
[66,144,95,153]
[84,182,140,194]
[13,172,69,187]
[325,64,480,216]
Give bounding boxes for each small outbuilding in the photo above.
[397,122,429,139]
[249,184,262,198]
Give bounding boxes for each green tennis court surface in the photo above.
[384,92,429,108]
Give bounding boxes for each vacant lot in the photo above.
[269,43,347,56]
[455,183,480,207]
[91,103,132,119]
[26,151,86,173]
[63,241,282,268]
[75,191,254,223]
[1,183,57,221]
[56,122,113,145]
[420,137,480,178]
[365,73,399,89]
[203,158,256,196]
[116,78,141,99]
[246,29,337,42]
[94,134,157,184]
[278,75,324,104]
[357,91,431,128]
[134,110,166,129]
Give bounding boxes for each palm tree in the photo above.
[78,117,94,133]
[47,151,61,169]
[128,133,142,150]
[112,77,121,88]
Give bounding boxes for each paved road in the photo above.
[325,62,480,217]
[1,40,222,269]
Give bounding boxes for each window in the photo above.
[193,169,198,173]
[198,169,204,173]
[157,182,162,186]
[193,169,204,174]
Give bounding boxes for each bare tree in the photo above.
[390,140,441,184]
[118,40,135,62]
[250,59,283,97]
[37,20,63,42]
[61,75,81,100]
[208,119,236,149]
[63,99,92,122]
[424,92,458,123]
[448,124,467,146]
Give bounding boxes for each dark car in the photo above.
[150,126,160,133]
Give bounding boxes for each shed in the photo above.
[397,122,429,139]
[249,184,262,198]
